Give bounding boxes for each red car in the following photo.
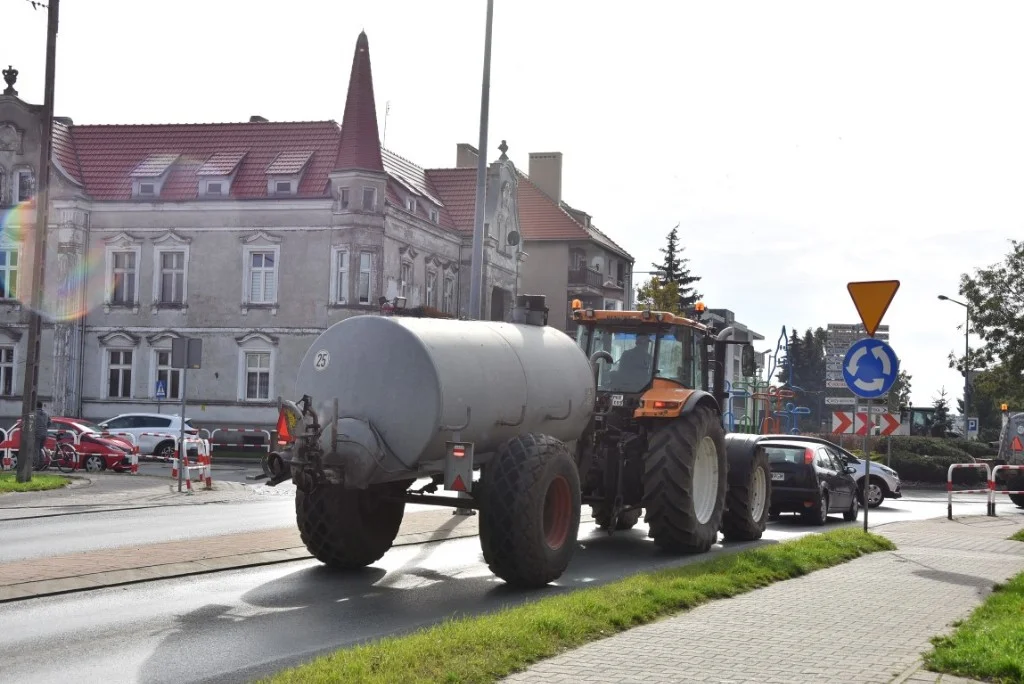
[1,417,136,473]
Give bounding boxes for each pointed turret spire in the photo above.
[335,31,384,173]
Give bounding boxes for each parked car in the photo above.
[97,413,199,457]
[1,417,135,472]
[758,434,902,508]
[763,438,860,525]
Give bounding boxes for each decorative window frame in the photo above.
[145,330,183,401]
[397,245,418,299]
[11,164,35,203]
[355,248,378,306]
[0,326,21,398]
[239,231,282,314]
[99,330,140,400]
[150,230,191,312]
[235,331,278,403]
[329,246,351,306]
[103,232,143,314]
[0,229,22,304]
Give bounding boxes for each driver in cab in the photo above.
[617,333,653,382]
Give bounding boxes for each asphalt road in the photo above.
[0,494,1011,684]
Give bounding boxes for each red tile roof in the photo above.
[266,150,314,175]
[423,168,476,232]
[196,150,247,177]
[51,120,83,185]
[335,31,384,173]
[130,153,179,178]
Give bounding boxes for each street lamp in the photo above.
[938,294,970,421]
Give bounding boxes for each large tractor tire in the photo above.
[591,505,642,531]
[479,433,581,588]
[720,439,771,542]
[643,404,728,553]
[295,481,406,570]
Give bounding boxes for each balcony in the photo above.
[568,267,604,290]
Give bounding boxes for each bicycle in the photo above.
[36,440,81,473]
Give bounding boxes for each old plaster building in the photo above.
[0,33,633,430]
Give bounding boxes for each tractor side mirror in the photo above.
[741,344,757,377]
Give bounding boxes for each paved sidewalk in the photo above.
[503,513,1024,684]
[0,506,484,603]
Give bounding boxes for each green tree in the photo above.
[635,277,681,314]
[651,225,703,308]
[931,387,954,437]
[952,239,1024,377]
[962,363,1024,433]
[886,370,912,414]
[776,326,828,429]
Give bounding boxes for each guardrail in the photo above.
[990,464,1024,516]
[947,462,993,519]
[209,428,271,452]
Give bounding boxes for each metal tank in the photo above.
[293,306,596,489]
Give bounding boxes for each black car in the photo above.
[763,439,860,525]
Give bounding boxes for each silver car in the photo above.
[757,435,901,508]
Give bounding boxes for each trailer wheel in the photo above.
[591,506,642,531]
[643,404,727,553]
[1010,493,1024,508]
[479,433,581,588]
[720,445,770,542]
[295,481,406,570]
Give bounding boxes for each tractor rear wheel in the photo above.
[295,481,406,570]
[592,505,642,531]
[720,446,771,542]
[479,433,581,588]
[643,405,728,553]
[1010,493,1024,508]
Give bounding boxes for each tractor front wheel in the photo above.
[720,446,771,542]
[642,405,728,553]
[479,433,581,588]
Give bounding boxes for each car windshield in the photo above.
[575,323,702,394]
[763,446,807,464]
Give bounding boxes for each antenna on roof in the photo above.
[382,101,391,148]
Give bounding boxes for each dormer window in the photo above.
[138,183,156,196]
[207,182,223,195]
[130,153,179,199]
[362,186,377,211]
[405,197,417,214]
[275,181,293,194]
[265,150,312,198]
[429,208,439,224]
[197,150,246,198]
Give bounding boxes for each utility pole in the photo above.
[467,0,495,321]
[16,0,60,483]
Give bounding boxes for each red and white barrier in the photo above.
[990,464,1024,516]
[209,428,271,452]
[1,449,12,471]
[97,431,141,474]
[170,437,213,493]
[947,462,993,520]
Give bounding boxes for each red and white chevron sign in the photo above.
[832,411,901,436]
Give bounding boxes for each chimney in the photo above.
[456,143,479,169]
[528,152,562,203]
[250,115,269,123]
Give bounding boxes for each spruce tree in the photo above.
[651,225,703,308]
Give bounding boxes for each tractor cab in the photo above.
[572,304,709,423]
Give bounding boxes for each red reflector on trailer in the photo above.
[451,474,467,491]
[452,445,466,458]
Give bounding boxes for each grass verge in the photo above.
[0,473,70,493]
[1011,529,1024,543]
[263,529,894,684]
[924,570,1024,683]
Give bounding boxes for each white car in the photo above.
[97,413,199,457]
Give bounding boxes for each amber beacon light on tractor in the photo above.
[261,294,772,589]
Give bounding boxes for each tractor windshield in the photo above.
[576,323,703,394]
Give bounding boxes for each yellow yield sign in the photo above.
[847,280,900,337]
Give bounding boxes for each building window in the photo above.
[246,249,278,304]
[0,346,13,396]
[338,187,349,209]
[400,261,412,298]
[16,170,35,202]
[244,351,271,401]
[443,275,454,314]
[110,250,137,306]
[154,349,182,400]
[332,248,349,304]
[405,197,417,213]
[429,208,439,224]
[206,182,223,195]
[138,183,156,197]
[426,271,436,308]
[158,250,186,305]
[0,248,17,299]
[357,251,372,304]
[362,186,377,211]
[275,180,292,194]
[107,349,133,399]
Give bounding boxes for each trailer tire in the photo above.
[720,446,770,542]
[592,506,642,531]
[479,433,581,588]
[295,481,406,570]
[643,404,727,553]
[1010,493,1024,508]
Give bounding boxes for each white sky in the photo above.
[6,0,1021,409]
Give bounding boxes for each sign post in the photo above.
[171,338,203,493]
[155,380,167,414]
[844,280,900,532]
